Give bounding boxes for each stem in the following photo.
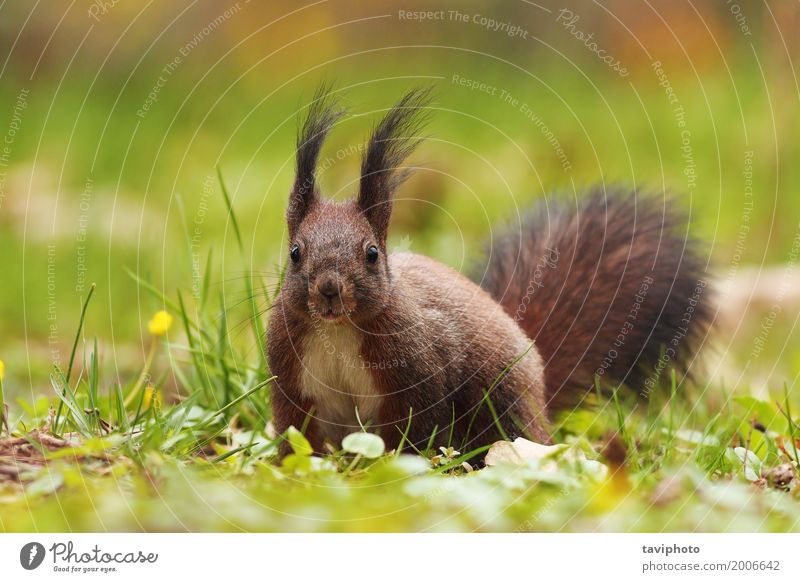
[125,338,158,407]
[0,377,7,436]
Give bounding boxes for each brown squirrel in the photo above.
[268,87,712,458]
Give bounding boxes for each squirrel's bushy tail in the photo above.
[477,189,714,410]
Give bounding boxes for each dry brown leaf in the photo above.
[485,437,568,468]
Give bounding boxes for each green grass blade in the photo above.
[54,283,96,429]
[217,168,268,370]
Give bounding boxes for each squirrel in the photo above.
[267,87,713,458]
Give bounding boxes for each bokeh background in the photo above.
[1,0,798,400]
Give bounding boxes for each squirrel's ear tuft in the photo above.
[288,84,346,237]
[358,87,432,246]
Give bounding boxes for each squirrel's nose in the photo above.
[317,275,341,299]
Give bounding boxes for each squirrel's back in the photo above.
[476,189,714,410]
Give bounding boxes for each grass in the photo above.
[1,351,799,532]
[1,175,799,533]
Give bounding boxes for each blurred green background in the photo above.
[0,0,798,396]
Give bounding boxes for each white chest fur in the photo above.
[300,323,381,446]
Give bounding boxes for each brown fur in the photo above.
[477,190,714,411]
[268,88,713,458]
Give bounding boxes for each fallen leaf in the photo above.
[485,438,567,467]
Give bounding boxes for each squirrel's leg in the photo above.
[375,382,446,454]
[271,380,324,458]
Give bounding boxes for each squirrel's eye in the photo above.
[366,245,379,264]
[290,244,301,264]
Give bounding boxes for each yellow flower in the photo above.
[0,359,5,381]
[143,384,162,410]
[147,310,173,336]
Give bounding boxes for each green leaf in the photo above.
[287,426,313,456]
[734,396,789,435]
[732,447,762,481]
[281,453,312,474]
[342,432,385,458]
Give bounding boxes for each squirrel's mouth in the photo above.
[318,308,346,322]
[308,300,354,324]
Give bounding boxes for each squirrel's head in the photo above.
[281,86,431,325]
